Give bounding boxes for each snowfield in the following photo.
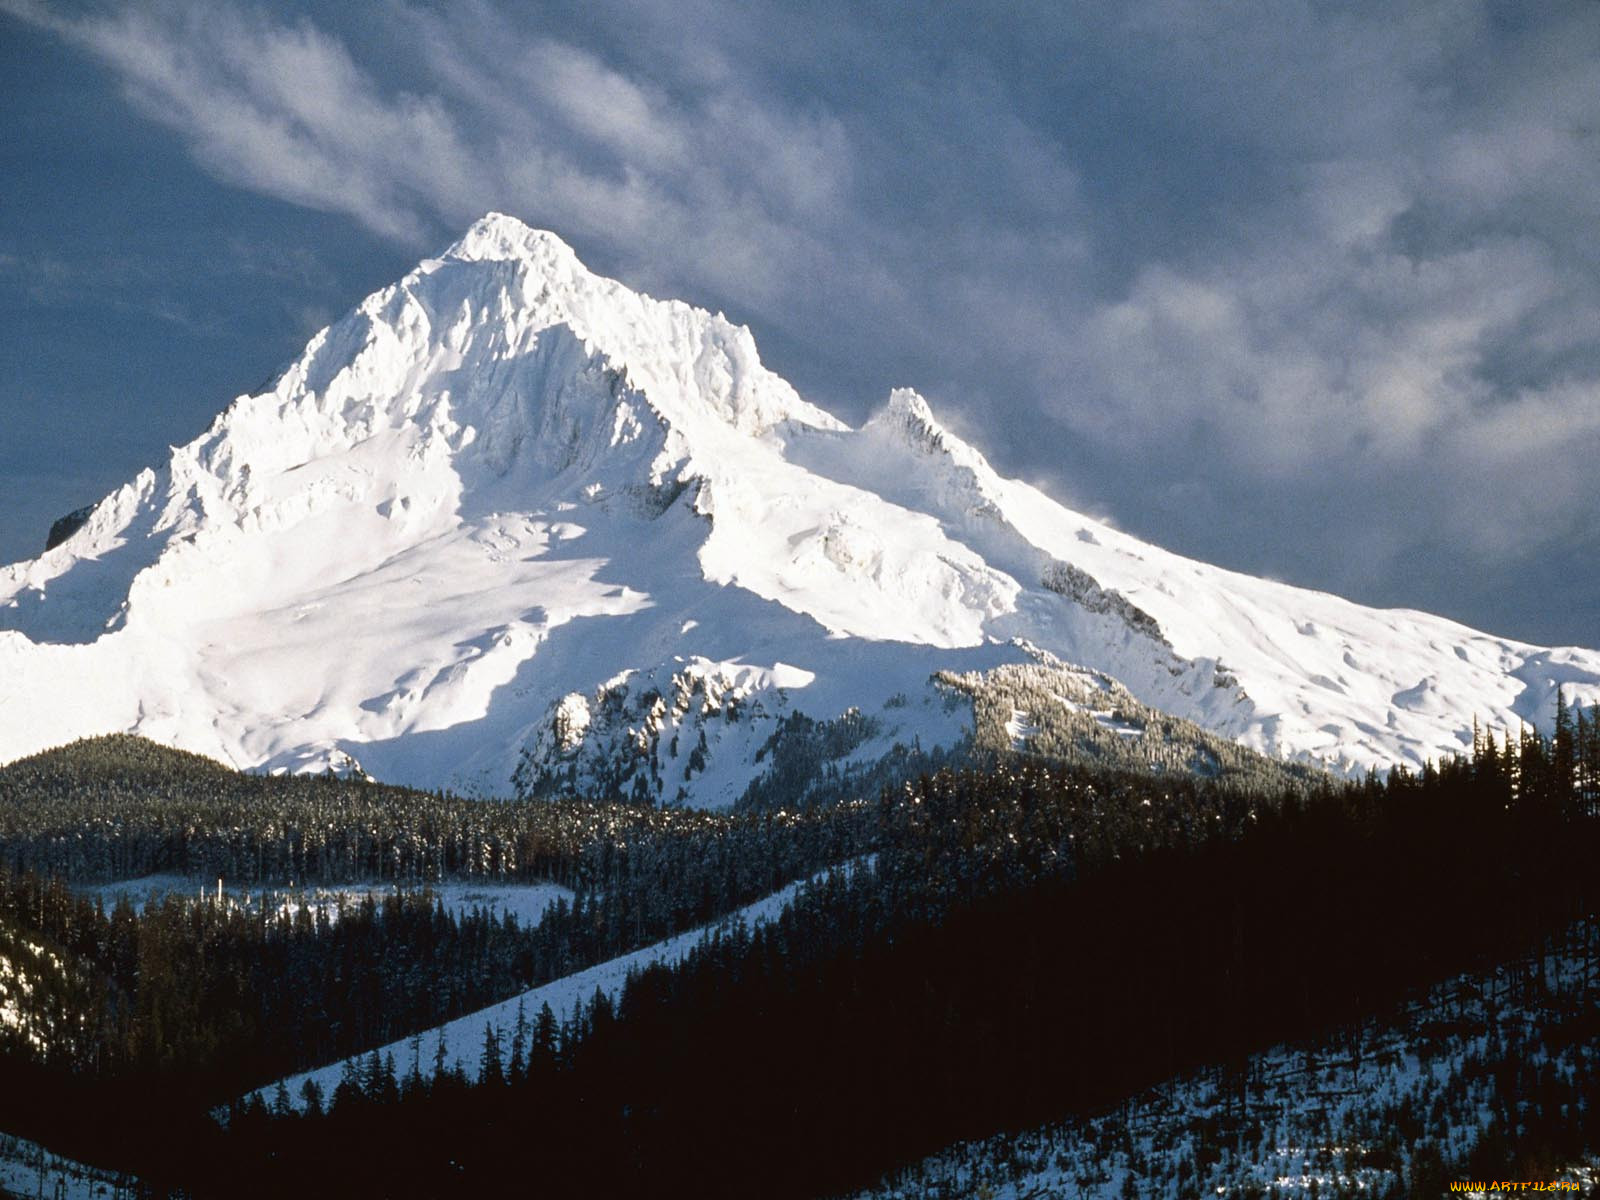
[2,213,1598,802]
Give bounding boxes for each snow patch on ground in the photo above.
[1004,708,1037,749]
[251,859,868,1112]
[0,1131,133,1199]
[75,877,573,928]
[1052,689,1145,736]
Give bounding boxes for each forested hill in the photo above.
[936,658,1330,795]
[1,734,240,791]
[0,733,871,887]
[0,716,1323,886]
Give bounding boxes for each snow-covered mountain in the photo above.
[2,213,1597,804]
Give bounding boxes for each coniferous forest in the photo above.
[0,703,1597,1197]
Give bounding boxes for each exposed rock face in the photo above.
[1040,561,1166,646]
[45,505,96,552]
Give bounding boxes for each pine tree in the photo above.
[404,1033,425,1100]
[431,1028,449,1089]
[531,1001,559,1076]
[509,999,528,1081]
[1549,689,1577,816]
[1518,721,1549,810]
[478,1021,505,1088]
[1579,704,1600,816]
[331,1056,362,1113]
[377,1051,400,1105]
[362,1047,385,1098]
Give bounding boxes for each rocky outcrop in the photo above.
[44,504,96,552]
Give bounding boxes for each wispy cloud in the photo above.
[3,0,863,305]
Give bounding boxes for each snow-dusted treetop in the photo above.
[1,213,1596,802]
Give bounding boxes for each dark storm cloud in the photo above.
[3,0,1599,644]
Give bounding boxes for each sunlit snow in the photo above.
[2,214,1597,801]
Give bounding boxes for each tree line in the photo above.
[0,734,871,892]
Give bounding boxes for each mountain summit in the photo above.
[3,214,1597,801]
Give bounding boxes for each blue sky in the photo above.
[3,0,1598,646]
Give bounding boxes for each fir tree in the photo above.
[509,1000,528,1082]
[478,1022,504,1088]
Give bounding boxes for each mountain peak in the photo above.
[865,388,992,481]
[885,386,936,427]
[2,221,1598,800]
[418,213,843,440]
[445,212,580,267]
[867,388,944,448]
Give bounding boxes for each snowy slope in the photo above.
[252,862,860,1112]
[849,946,1600,1200]
[0,1130,135,1200]
[2,213,1597,799]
